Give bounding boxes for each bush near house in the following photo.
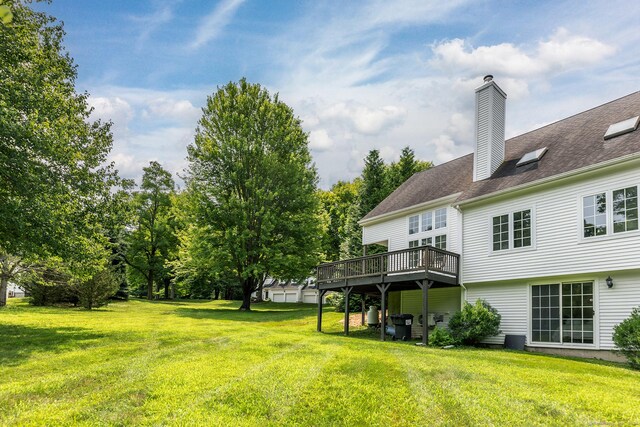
[429,326,457,347]
[613,306,640,369]
[448,299,501,346]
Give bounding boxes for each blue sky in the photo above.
[36,0,640,188]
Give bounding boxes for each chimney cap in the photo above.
[483,74,494,83]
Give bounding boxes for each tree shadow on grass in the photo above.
[174,306,316,323]
[0,324,104,367]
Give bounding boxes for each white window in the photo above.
[582,185,639,238]
[492,209,532,251]
[513,209,532,248]
[408,215,419,235]
[421,212,432,232]
[492,214,509,251]
[434,235,446,250]
[612,186,638,233]
[421,237,432,246]
[531,282,593,344]
[434,208,447,229]
[583,193,607,237]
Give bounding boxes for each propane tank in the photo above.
[367,306,379,326]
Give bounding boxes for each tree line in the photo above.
[0,1,431,311]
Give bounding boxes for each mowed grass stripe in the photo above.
[1,299,640,426]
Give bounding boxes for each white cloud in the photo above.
[379,145,398,163]
[142,98,201,122]
[190,0,245,50]
[320,102,406,135]
[430,28,615,79]
[88,96,134,139]
[308,129,334,152]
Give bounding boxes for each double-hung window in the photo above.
[583,193,607,237]
[492,209,532,251]
[612,186,638,233]
[409,215,419,235]
[583,185,638,238]
[434,208,447,229]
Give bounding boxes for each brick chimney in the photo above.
[473,75,507,182]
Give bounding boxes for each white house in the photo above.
[317,76,640,359]
[262,278,330,304]
[6,282,26,299]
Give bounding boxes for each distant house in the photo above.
[317,76,640,359]
[262,278,330,304]
[6,283,26,299]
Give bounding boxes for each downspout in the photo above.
[453,204,467,306]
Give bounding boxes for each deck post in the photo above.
[418,280,434,345]
[317,289,327,332]
[361,294,366,326]
[376,283,391,341]
[342,286,352,336]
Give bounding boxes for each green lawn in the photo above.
[1,299,639,426]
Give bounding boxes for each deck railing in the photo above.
[317,246,459,284]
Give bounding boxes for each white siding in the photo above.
[400,287,461,337]
[490,88,506,175]
[599,270,640,349]
[465,282,529,345]
[474,89,490,181]
[463,164,640,283]
[362,216,405,251]
[362,203,460,253]
[474,82,506,182]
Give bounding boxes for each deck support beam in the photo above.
[376,283,391,341]
[361,294,366,326]
[342,286,353,336]
[317,289,328,332]
[417,280,434,345]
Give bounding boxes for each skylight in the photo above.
[604,116,640,140]
[516,147,548,167]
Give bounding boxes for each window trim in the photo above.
[579,184,640,243]
[406,207,449,249]
[488,207,536,254]
[528,280,598,348]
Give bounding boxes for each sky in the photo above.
[35,0,640,189]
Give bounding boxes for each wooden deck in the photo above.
[315,246,461,345]
[316,246,460,291]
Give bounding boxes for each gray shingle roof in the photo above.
[362,91,640,220]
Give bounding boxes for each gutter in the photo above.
[359,193,462,226]
[455,151,640,209]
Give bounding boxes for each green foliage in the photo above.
[338,147,431,260]
[448,299,502,346]
[613,307,640,369]
[74,267,119,309]
[124,161,177,300]
[0,0,117,269]
[386,146,432,193]
[186,79,321,310]
[327,292,380,313]
[20,265,77,306]
[429,327,457,347]
[318,180,360,261]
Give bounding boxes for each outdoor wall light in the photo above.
[606,276,614,288]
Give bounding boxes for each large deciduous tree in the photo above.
[187,79,321,311]
[124,162,176,300]
[0,1,117,305]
